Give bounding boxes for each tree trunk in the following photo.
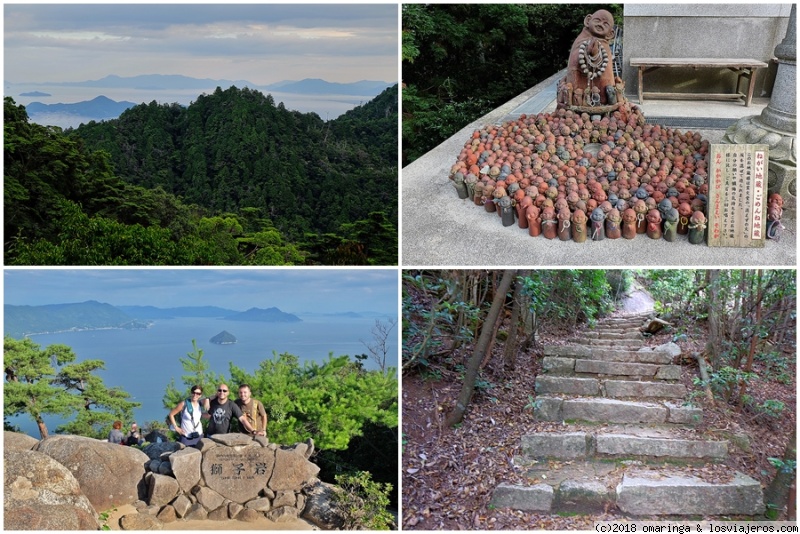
[739,269,762,411]
[37,417,49,439]
[445,269,516,428]
[705,270,722,369]
[764,427,797,519]
[503,271,528,374]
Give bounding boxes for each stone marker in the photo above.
[201,443,275,503]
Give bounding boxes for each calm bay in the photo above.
[10,315,397,438]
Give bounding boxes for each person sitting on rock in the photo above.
[125,422,144,446]
[108,420,124,444]
[235,384,268,438]
[203,383,257,436]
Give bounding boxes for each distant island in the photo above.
[5,302,303,338]
[210,330,237,345]
[20,91,51,97]
[225,307,302,323]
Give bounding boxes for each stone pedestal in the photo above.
[723,5,796,216]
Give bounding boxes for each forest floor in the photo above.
[401,300,796,529]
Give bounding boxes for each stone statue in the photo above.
[605,208,622,239]
[646,209,663,239]
[563,9,616,108]
[526,205,542,237]
[498,196,515,226]
[633,199,648,234]
[767,193,784,240]
[688,211,707,245]
[590,207,606,241]
[663,207,679,242]
[572,209,588,243]
[516,196,533,229]
[622,208,637,239]
[558,207,572,241]
[542,206,558,239]
[452,172,468,199]
[677,202,693,234]
[474,181,485,206]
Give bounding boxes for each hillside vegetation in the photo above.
[4,85,398,265]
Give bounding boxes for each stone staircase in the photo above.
[491,312,765,518]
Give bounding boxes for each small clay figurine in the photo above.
[572,209,588,243]
[663,207,679,242]
[526,205,542,237]
[558,207,572,241]
[516,196,533,229]
[622,208,637,239]
[484,196,496,212]
[590,207,606,241]
[465,173,478,200]
[633,199,648,234]
[498,196,515,227]
[605,208,622,239]
[767,193,784,240]
[573,87,584,107]
[677,202,692,234]
[452,172,468,199]
[688,211,707,245]
[474,181,485,206]
[605,85,617,105]
[646,209,662,239]
[542,206,558,239]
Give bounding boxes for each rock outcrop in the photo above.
[34,434,150,511]
[4,449,100,530]
[4,430,39,451]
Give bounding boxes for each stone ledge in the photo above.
[616,471,765,515]
[491,483,553,511]
[595,434,728,459]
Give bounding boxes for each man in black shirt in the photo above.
[203,383,256,436]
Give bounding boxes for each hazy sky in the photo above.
[4,4,398,85]
[4,269,399,314]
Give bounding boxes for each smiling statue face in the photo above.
[586,10,614,39]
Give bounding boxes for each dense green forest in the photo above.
[402,4,621,165]
[402,270,796,527]
[5,85,398,265]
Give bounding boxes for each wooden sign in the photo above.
[707,144,769,247]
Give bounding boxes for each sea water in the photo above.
[9,316,397,438]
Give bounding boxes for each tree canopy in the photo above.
[4,86,398,265]
[4,336,139,439]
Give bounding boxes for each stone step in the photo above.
[545,346,673,364]
[578,331,643,340]
[570,339,645,350]
[534,396,702,425]
[492,469,764,516]
[535,376,687,399]
[616,470,765,516]
[519,432,728,461]
[574,359,681,380]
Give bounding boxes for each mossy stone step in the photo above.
[535,376,687,399]
[534,396,702,425]
[544,346,673,365]
[616,471,765,515]
[520,432,728,461]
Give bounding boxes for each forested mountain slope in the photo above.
[4,86,398,265]
[69,85,398,239]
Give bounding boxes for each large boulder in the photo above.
[269,444,321,491]
[4,449,100,530]
[302,480,345,530]
[4,430,39,451]
[35,434,149,511]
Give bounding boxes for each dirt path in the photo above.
[618,282,655,315]
[105,504,316,530]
